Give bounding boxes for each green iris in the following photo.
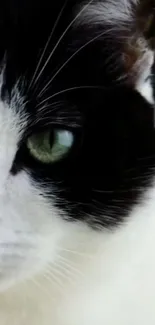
[27,129,73,163]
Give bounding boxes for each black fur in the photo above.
[1,0,155,227]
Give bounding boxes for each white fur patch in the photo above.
[0,77,70,291]
[76,0,138,27]
[1,184,155,325]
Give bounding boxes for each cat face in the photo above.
[0,0,154,290]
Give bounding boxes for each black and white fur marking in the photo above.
[0,0,155,324]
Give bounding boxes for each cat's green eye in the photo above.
[27,129,74,163]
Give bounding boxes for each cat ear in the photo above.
[122,0,155,82]
[76,0,155,88]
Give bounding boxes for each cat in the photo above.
[0,0,155,324]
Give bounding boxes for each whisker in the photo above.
[43,270,64,289]
[93,189,115,194]
[57,255,84,277]
[46,263,72,282]
[38,28,115,98]
[28,0,69,91]
[46,265,76,286]
[36,85,104,108]
[38,100,64,113]
[34,0,94,91]
[57,247,93,259]
[30,278,54,299]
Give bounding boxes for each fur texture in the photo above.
[0,0,154,324]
